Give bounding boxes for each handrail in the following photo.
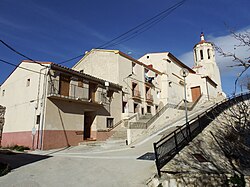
[153,91,250,177]
[128,103,176,129]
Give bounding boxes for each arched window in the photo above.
[200,50,203,60]
[207,49,211,59]
[194,49,197,62]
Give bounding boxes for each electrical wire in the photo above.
[0,0,187,66]
[98,0,186,49]
[0,40,46,67]
[58,0,187,64]
[104,1,185,48]
[0,58,46,75]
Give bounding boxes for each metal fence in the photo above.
[153,92,250,177]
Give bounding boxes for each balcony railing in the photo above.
[132,90,141,99]
[47,80,108,104]
[146,93,153,102]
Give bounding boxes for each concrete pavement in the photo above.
[0,101,217,187]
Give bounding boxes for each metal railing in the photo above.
[47,80,108,104]
[153,92,250,177]
[128,103,177,129]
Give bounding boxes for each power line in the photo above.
[0,58,46,75]
[98,0,186,49]
[104,1,185,48]
[58,54,84,65]
[0,40,47,67]
[58,0,187,65]
[0,0,187,66]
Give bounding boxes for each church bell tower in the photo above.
[193,32,222,91]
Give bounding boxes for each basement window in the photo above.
[107,118,114,128]
[192,153,208,162]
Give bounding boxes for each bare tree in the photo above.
[214,29,250,94]
[239,75,250,91]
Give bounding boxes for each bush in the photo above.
[3,145,30,152]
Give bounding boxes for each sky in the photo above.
[0,0,249,95]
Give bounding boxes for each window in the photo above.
[78,79,84,87]
[147,56,149,59]
[194,49,197,62]
[132,62,136,74]
[2,90,5,96]
[106,118,114,128]
[207,49,211,59]
[200,50,203,60]
[36,115,41,124]
[155,105,159,113]
[147,106,151,113]
[26,78,30,87]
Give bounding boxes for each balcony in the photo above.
[132,90,141,100]
[47,80,108,104]
[146,93,153,103]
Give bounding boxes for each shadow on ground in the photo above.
[0,150,52,170]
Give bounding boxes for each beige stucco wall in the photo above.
[74,50,162,117]
[73,50,120,84]
[0,62,48,133]
[44,99,84,131]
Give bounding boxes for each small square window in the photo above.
[26,79,31,87]
[36,115,40,124]
[107,118,114,128]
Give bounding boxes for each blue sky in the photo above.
[0,0,249,95]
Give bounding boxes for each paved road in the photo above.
[0,102,216,187]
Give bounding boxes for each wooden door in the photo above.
[89,83,97,102]
[59,75,70,96]
[84,113,93,140]
[191,86,201,102]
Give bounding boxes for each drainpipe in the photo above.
[206,78,210,100]
[35,67,47,149]
[39,65,51,150]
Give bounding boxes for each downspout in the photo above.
[39,65,51,150]
[36,66,47,149]
[206,78,210,100]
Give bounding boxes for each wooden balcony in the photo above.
[146,93,153,103]
[132,90,141,100]
[47,80,108,105]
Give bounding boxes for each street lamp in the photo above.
[180,68,189,126]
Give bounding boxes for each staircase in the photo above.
[106,126,127,142]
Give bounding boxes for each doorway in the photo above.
[191,86,201,102]
[84,112,94,140]
[59,74,70,96]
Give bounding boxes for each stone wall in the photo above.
[0,105,6,146]
[147,97,250,187]
[148,174,250,187]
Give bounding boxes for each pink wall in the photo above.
[1,130,114,150]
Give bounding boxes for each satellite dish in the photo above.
[180,68,189,78]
